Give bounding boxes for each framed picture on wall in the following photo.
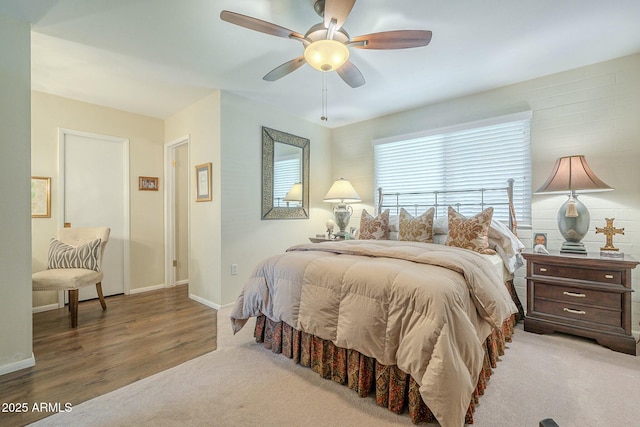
[533,232,550,254]
[534,232,547,248]
[31,176,51,218]
[139,176,159,191]
[195,162,212,202]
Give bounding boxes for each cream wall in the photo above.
[31,91,166,307]
[29,87,333,311]
[0,14,33,374]
[165,92,223,306]
[331,53,640,331]
[219,91,333,305]
[166,91,333,307]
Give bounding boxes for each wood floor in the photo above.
[0,285,217,427]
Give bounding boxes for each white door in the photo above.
[60,129,130,300]
[164,137,189,287]
[174,143,189,284]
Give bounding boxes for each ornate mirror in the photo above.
[262,126,310,219]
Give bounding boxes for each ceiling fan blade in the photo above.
[263,56,307,81]
[336,61,365,88]
[352,30,432,49]
[220,10,304,40]
[323,0,356,31]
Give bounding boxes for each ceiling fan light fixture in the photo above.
[304,39,349,72]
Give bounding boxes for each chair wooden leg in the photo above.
[69,289,79,328]
[96,282,107,310]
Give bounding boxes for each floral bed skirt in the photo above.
[254,313,516,424]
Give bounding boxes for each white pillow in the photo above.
[433,216,448,235]
[488,219,524,257]
[487,220,525,273]
[388,215,400,232]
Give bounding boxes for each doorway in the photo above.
[164,137,189,287]
[59,128,130,301]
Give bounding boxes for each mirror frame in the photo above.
[262,126,310,220]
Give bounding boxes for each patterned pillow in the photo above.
[47,238,102,271]
[399,207,435,243]
[446,206,497,255]
[358,209,390,240]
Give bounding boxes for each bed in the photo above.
[230,181,525,427]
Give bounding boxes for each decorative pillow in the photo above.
[399,207,435,243]
[359,209,390,240]
[47,238,102,271]
[446,206,497,255]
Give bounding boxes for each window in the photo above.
[273,157,301,207]
[373,112,532,225]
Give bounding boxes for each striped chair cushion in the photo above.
[47,238,102,272]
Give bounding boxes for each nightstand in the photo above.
[523,251,638,355]
[308,237,344,243]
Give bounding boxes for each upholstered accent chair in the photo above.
[32,227,110,328]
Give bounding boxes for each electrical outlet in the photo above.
[231,264,238,275]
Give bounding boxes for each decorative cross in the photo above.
[595,218,624,251]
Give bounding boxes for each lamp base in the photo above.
[560,241,587,254]
[557,195,589,255]
[333,204,353,240]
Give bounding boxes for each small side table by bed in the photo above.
[522,251,638,355]
[309,237,345,243]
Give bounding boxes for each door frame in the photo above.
[57,128,131,306]
[164,135,190,288]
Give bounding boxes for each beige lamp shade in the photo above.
[284,182,303,202]
[535,155,613,194]
[323,178,361,203]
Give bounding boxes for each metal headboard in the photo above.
[377,179,518,235]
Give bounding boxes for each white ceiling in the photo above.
[2,0,640,128]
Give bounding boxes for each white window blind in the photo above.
[273,157,301,207]
[374,112,532,224]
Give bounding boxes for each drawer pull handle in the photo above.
[563,308,586,315]
[539,268,548,272]
[604,274,614,279]
[563,291,586,298]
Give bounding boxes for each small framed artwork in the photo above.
[533,233,547,248]
[195,162,212,202]
[31,176,51,218]
[139,176,159,191]
[533,233,549,254]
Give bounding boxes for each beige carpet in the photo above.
[30,307,640,427]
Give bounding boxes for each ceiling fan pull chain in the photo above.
[321,73,328,121]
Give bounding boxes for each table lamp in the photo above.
[283,182,302,207]
[535,155,612,253]
[323,178,361,238]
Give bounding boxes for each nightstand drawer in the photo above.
[534,298,621,328]
[533,263,621,284]
[534,283,621,309]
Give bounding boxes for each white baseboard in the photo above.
[189,293,221,310]
[32,303,61,313]
[32,284,190,312]
[0,353,35,376]
[176,279,188,286]
[129,283,166,294]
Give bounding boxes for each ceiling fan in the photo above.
[220,0,432,88]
